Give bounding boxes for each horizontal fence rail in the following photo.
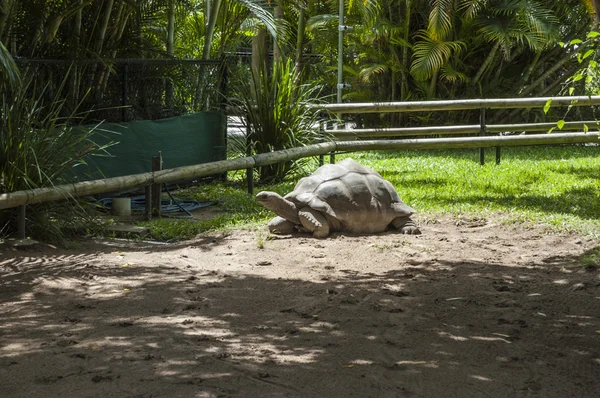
[328,121,600,138]
[318,96,600,166]
[319,96,600,114]
[1,133,598,211]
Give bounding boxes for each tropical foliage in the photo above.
[1,1,597,117]
[230,58,331,182]
[0,1,599,240]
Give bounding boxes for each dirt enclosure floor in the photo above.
[1,216,600,398]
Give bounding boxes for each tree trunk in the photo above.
[519,54,573,96]
[202,0,222,60]
[166,0,175,109]
[71,0,84,103]
[252,27,268,77]
[400,0,411,125]
[592,0,600,20]
[273,4,283,64]
[167,0,175,56]
[0,0,15,41]
[294,6,306,71]
[471,41,500,87]
[94,0,115,54]
[427,69,439,98]
[519,50,541,88]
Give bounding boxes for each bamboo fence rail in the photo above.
[1,133,597,210]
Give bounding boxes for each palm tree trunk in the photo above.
[427,69,439,98]
[520,54,573,96]
[166,0,175,109]
[100,3,130,95]
[471,41,500,87]
[71,1,84,103]
[295,6,306,71]
[94,0,115,54]
[167,0,175,56]
[252,27,268,76]
[202,0,222,60]
[273,5,283,64]
[518,50,541,89]
[592,0,600,20]
[400,0,411,103]
[0,0,15,41]
[499,54,574,122]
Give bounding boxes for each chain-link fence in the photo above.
[15,58,227,123]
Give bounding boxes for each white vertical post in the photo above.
[333,0,345,164]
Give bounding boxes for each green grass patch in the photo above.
[142,145,600,241]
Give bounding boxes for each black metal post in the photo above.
[151,152,162,217]
[496,146,501,165]
[246,125,253,195]
[479,108,486,165]
[319,121,325,166]
[247,167,254,195]
[144,186,152,221]
[330,119,337,164]
[220,61,229,181]
[17,205,26,239]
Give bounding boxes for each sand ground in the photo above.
[1,215,599,397]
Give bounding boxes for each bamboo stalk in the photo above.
[319,96,600,114]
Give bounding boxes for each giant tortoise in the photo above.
[256,158,420,238]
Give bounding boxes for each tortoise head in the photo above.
[256,191,300,224]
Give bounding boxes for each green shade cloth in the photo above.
[73,112,226,182]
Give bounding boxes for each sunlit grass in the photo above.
[142,145,600,241]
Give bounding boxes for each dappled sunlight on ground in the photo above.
[1,216,599,397]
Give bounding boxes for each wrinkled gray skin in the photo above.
[256,158,421,238]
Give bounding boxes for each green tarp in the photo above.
[73,112,226,182]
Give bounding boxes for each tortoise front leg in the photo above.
[391,216,421,235]
[298,207,330,238]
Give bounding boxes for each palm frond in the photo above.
[440,62,469,83]
[359,63,388,83]
[410,30,465,81]
[457,0,487,19]
[0,41,20,89]
[428,0,454,40]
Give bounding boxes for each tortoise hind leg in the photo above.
[267,216,297,234]
[391,216,421,235]
[298,207,330,238]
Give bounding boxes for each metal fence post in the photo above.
[151,152,162,217]
[479,108,486,165]
[246,125,254,195]
[17,205,26,239]
[330,119,337,164]
[144,186,152,221]
[319,121,325,166]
